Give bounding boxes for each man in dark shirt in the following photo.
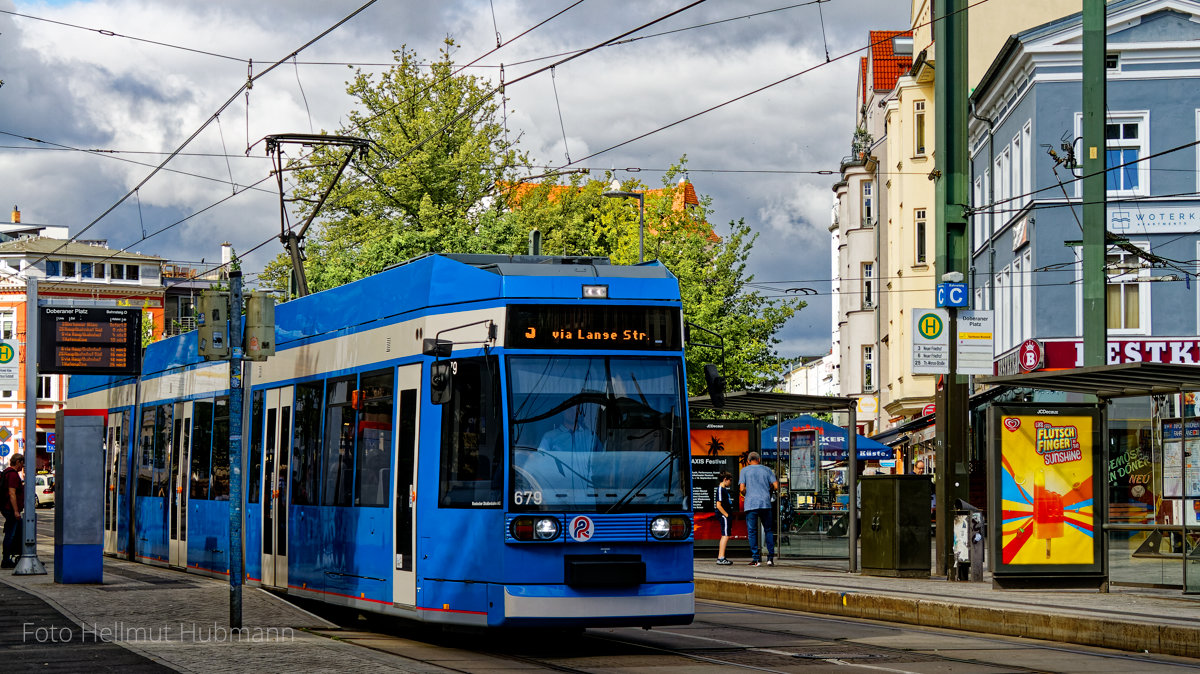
[1,453,25,568]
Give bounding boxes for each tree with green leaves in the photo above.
[259,39,529,293]
[259,44,803,394]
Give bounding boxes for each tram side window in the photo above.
[322,377,357,507]
[355,369,393,507]
[439,357,502,508]
[153,405,172,498]
[117,414,129,499]
[190,400,214,499]
[211,397,231,500]
[292,381,324,506]
[247,391,264,504]
[136,407,156,497]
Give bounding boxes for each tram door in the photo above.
[168,402,192,568]
[262,387,292,589]
[393,365,419,606]
[103,411,125,555]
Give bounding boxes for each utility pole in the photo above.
[227,270,244,628]
[933,0,971,578]
[197,272,275,627]
[1081,0,1107,365]
[14,277,46,576]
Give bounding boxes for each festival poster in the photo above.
[995,407,1098,568]
[690,421,752,542]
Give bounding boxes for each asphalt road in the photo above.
[302,595,1200,673]
[23,509,1200,673]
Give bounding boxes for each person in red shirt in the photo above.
[1,453,24,568]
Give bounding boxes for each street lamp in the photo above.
[601,180,645,263]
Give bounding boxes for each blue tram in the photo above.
[69,254,694,627]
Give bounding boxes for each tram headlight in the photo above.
[534,517,560,541]
[650,515,690,540]
[510,516,561,541]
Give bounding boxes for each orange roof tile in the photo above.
[868,30,912,92]
[859,57,868,106]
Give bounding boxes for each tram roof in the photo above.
[688,391,858,416]
[977,362,1200,399]
[399,253,674,279]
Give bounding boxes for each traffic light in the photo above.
[196,290,230,360]
[244,291,276,361]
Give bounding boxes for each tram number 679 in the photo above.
[513,490,543,505]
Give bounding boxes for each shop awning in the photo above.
[977,362,1200,399]
[760,415,893,460]
[688,391,856,415]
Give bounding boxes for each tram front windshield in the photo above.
[508,356,688,513]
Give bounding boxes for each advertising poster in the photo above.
[690,421,752,542]
[789,429,818,492]
[1162,419,1200,498]
[993,405,1101,574]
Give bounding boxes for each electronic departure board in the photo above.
[38,306,142,375]
[506,305,681,350]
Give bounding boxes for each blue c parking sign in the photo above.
[937,282,969,308]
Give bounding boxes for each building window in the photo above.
[861,181,874,227]
[1011,132,1023,210]
[62,260,76,277]
[862,262,874,309]
[1076,111,1148,196]
[1021,122,1032,208]
[914,100,927,155]
[1106,117,1146,194]
[111,264,125,280]
[972,177,982,244]
[38,375,54,400]
[80,262,93,279]
[915,209,927,264]
[1106,53,1119,69]
[1106,243,1150,334]
[46,260,61,277]
[862,345,875,392]
[1020,249,1032,344]
[95,263,105,279]
[126,264,140,281]
[994,267,1010,353]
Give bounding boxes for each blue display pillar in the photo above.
[54,409,107,584]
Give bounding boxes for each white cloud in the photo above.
[1,0,911,354]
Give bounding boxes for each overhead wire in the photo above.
[0,130,276,195]
[26,0,384,268]
[549,0,992,171]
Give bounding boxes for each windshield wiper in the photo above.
[605,405,680,514]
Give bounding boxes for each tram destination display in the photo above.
[38,306,142,375]
[507,305,681,350]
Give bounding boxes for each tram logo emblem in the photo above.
[569,516,594,542]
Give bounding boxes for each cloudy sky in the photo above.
[0,0,910,357]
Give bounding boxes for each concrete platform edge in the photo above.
[695,577,1200,658]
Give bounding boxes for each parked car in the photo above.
[34,473,54,508]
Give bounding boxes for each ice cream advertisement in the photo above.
[998,412,1096,566]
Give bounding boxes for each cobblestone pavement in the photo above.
[1,547,447,673]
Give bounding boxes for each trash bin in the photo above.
[951,498,985,581]
[860,475,932,577]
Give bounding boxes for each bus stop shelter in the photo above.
[978,362,1200,593]
[689,391,870,570]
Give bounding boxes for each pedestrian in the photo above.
[714,471,734,565]
[738,451,778,567]
[1,453,25,568]
[913,459,926,475]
